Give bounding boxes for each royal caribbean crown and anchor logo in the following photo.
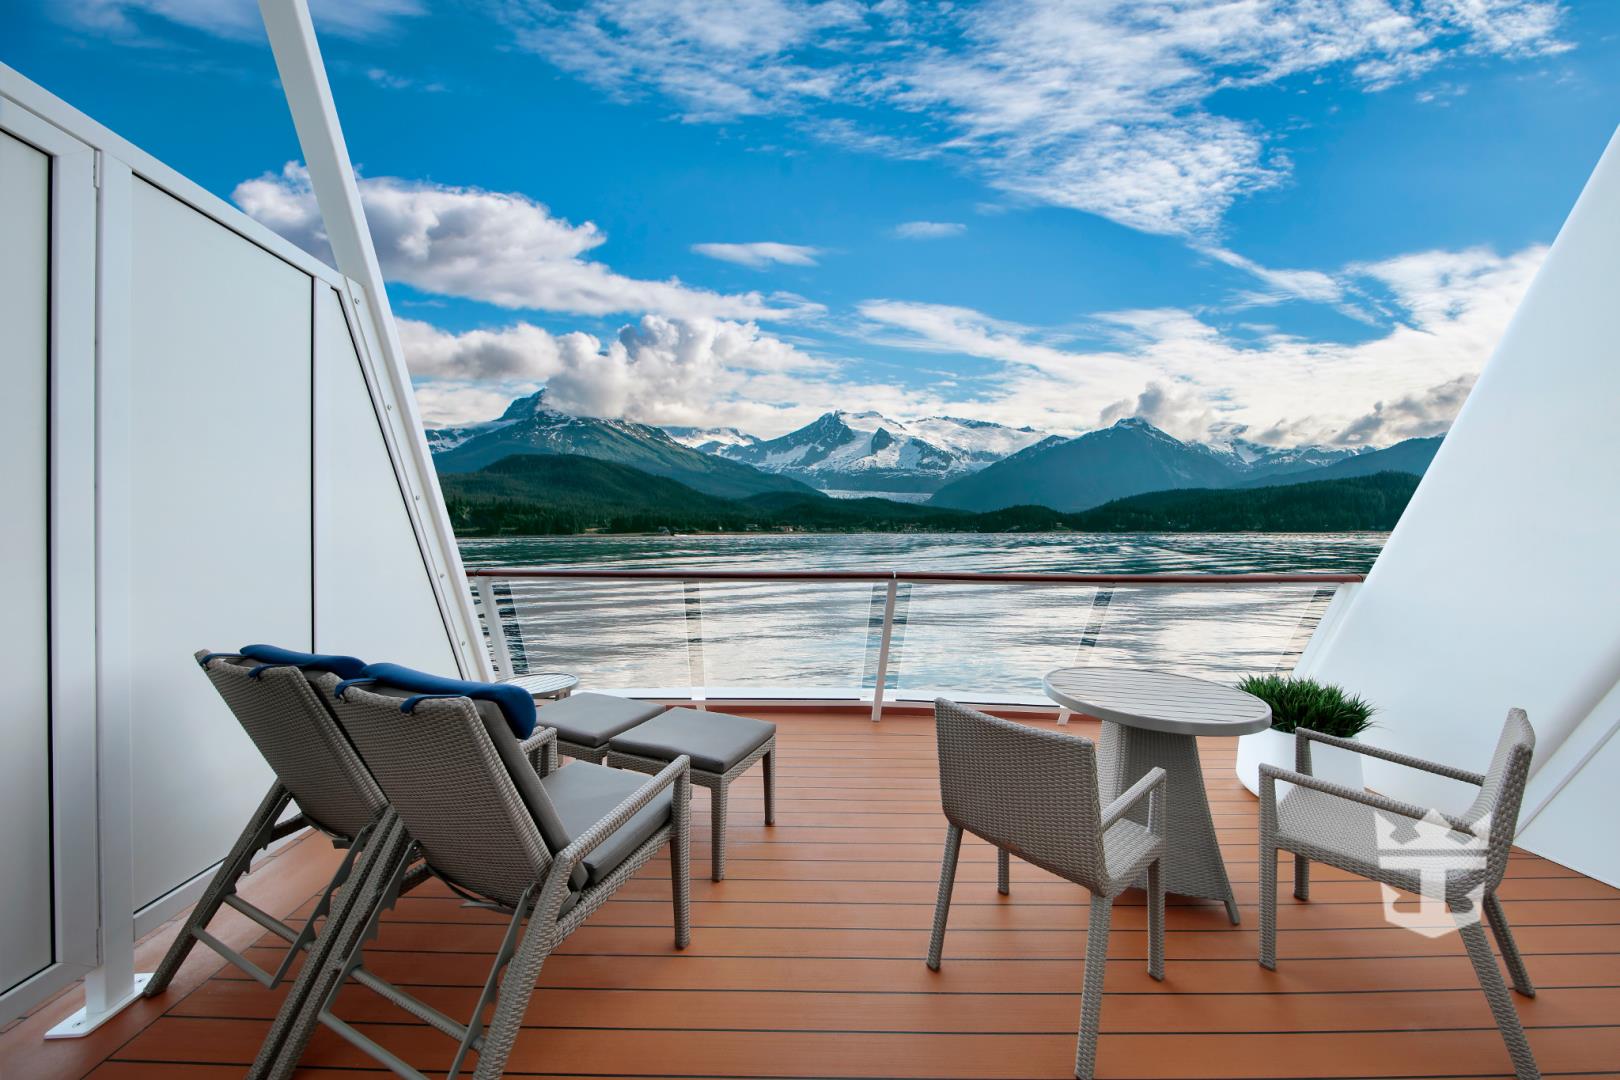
[1374,807,1491,937]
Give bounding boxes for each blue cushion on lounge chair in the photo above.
[361,662,537,738]
[239,644,367,680]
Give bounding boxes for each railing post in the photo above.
[683,581,706,710]
[474,578,513,680]
[870,578,898,723]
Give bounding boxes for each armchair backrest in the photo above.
[1459,708,1535,885]
[325,678,554,908]
[933,698,1107,890]
[199,652,385,840]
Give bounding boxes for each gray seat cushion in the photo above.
[539,693,665,749]
[609,707,775,774]
[542,762,673,886]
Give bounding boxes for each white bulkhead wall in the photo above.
[0,61,479,1022]
[1304,127,1620,887]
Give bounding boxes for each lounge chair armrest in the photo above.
[1294,728,1486,785]
[1102,767,1166,833]
[1257,762,1473,833]
[520,726,559,776]
[553,755,691,880]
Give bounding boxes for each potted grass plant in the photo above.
[1233,674,1375,797]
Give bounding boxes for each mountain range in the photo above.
[430,391,814,500]
[704,410,1051,495]
[423,393,1440,514]
[438,453,1421,537]
[930,418,1440,511]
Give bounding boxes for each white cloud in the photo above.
[402,314,908,436]
[62,0,423,40]
[692,241,821,268]
[854,243,1545,444]
[234,163,814,320]
[892,221,966,240]
[509,0,1569,238]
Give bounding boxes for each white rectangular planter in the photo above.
[1235,726,1365,798]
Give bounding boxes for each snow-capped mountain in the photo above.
[1203,437,1368,480]
[663,426,763,455]
[422,393,538,453]
[708,410,1051,495]
[425,391,814,500]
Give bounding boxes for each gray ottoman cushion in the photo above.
[541,761,673,886]
[609,707,775,774]
[539,693,665,749]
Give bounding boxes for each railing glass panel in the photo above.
[470,570,1353,707]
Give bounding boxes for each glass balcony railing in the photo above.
[469,568,1361,716]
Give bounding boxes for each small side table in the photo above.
[505,671,579,700]
[1044,667,1271,924]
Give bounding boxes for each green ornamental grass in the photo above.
[1237,674,1375,739]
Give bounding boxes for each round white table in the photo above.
[504,671,579,700]
[1043,667,1271,924]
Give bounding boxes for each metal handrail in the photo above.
[468,568,1364,720]
[467,568,1365,585]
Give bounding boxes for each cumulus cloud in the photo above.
[1332,373,1478,446]
[893,221,967,240]
[401,314,926,436]
[692,241,821,268]
[62,0,422,40]
[234,163,815,321]
[854,243,1545,444]
[507,0,1569,238]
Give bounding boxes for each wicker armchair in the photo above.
[1258,709,1538,1079]
[927,699,1166,1080]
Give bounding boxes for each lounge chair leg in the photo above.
[926,825,963,971]
[1146,859,1165,982]
[1456,904,1540,1080]
[146,782,290,996]
[1259,845,1279,971]
[250,814,412,1080]
[710,783,729,882]
[472,905,558,1080]
[1485,892,1535,997]
[672,771,692,949]
[1293,851,1310,901]
[762,748,776,826]
[1074,895,1113,1080]
[997,848,1010,895]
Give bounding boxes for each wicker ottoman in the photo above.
[607,708,777,881]
[535,693,667,763]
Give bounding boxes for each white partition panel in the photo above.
[0,129,55,994]
[314,284,459,671]
[1,61,481,1026]
[1303,128,1620,884]
[126,179,313,908]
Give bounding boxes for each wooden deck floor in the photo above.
[6,708,1619,1079]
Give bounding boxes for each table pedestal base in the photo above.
[1099,720,1240,924]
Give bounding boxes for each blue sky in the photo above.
[6,1,1618,445]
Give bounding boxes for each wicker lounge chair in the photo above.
[143,647,399,999]
[927,699,1166,1080]
[607,706,777,880]
[248,666,691,1080]
[1258,709,1539,1080]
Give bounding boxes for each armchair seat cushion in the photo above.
[542,762,674,886]
[540,694,665,749]
[609,707,775,774]
[1276,786,1486,898]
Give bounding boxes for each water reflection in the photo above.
[461,533,1384,700]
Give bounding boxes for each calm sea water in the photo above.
[459,532,1385,701]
